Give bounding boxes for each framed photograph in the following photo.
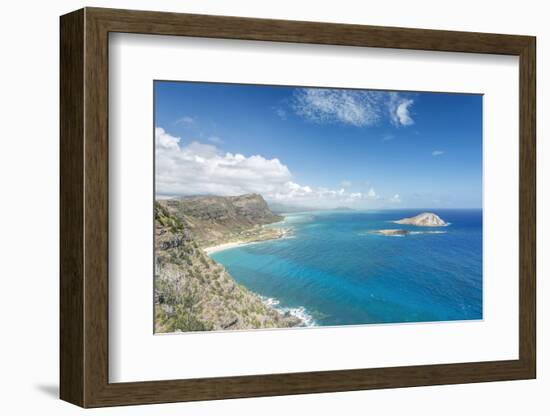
[60,7,536,408]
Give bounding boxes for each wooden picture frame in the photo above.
[60,7,536,408]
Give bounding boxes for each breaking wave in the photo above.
[260,296,316,327]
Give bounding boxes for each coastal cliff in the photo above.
[160,193,284,247]
[154,196,301,332]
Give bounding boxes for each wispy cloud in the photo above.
[389,194,401,203]
[389,96,414,126]
[274,107,287,120]
[382,134,394,142]
[340,180,352,189]
[292,89,381,127]
[366,187,380,200]
[432,150,445,156]
[207,136,224,144]
[175,116,195,125]
[290,88,414,128]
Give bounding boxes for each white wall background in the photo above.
[0,0,545,414]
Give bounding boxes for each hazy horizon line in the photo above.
[156,194,481,211]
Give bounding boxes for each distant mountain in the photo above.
[393,212,448,227]
[267,201,317,214]
[268,202,354,213]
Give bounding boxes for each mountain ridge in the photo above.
[160,193,283,247]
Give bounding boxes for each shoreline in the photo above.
[203,240,258,255]
[260,295,316,327]
[203,225,291,255]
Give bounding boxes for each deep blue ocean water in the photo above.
[210,209,482,326]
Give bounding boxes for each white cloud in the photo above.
[291,88,414,127]
[156,127,181,151]
[390,194,401,203]
[175,116,195,125]
[271,181,314,201]
[156,127,291,197]
[432,150,444,156]
[340,180,352,189]
[155,127,388,208]
[207,136,224,144]
[366,187,380,200]
[396,100,414,126]
[388,94,414,126]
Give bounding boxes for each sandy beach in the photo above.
[203,240,256,255]
[204,227,291,255]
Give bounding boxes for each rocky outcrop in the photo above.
[371,229,410,236]
[394,212,448,227]
[154,201,302,333]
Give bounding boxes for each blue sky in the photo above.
[155,81,482,209]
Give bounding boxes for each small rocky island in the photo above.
[371,229,410,236]
[370,212,448,236]
[393,212,448,227]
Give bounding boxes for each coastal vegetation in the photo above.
[154,195,302,333]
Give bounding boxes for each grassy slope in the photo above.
[154,202,301,332]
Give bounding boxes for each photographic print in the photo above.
[154,81,482,333]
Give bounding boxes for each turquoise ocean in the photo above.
[210,209,482,327]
